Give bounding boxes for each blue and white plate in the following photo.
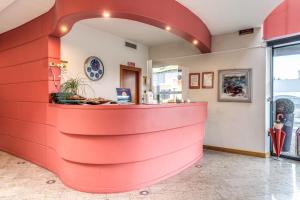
[84,56,104,81]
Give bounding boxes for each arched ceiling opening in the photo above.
[0,0,212,53]
[52,0,211,53]
[0,0,285,53]
[0,0,284,36]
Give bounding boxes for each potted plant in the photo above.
[51,77,92,103]
[275,98,295,152]
[61,77,85,95]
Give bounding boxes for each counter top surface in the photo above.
[49,102,207,110]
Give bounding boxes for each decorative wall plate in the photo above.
[84,56,104,81]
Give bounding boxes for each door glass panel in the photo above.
[273,44,300,158]
[152,65,183,103]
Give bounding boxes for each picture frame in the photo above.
[202,72,214,89]
[116,88,132,103]
[218,69,252,103]
[189,73,201,89]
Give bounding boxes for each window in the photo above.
[152,65,183,103]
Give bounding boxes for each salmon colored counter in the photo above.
[1,102,207,193]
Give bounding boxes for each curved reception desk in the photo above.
[2,102,207,193]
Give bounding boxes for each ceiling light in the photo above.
[193,40,198,45]
[103,11,111,18]
[60,25,68,33]
[165,26,171,31]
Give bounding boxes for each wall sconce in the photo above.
[49,60,68,69]
[48,60,68,89]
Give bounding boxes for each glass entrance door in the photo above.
[272,43,300,158]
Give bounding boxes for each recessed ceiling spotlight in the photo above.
[60,25,68,33]
[165,26,171,31]
[193,39,198,45]
[102,11,111,18]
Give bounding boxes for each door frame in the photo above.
[268,37,300,161]
[120,65,142,104]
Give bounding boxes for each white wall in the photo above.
[211,28,263,52]
[149,41,200,60]
[61,23,149,100]
[150,29,269,153]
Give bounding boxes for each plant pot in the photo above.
[51,92,72,103]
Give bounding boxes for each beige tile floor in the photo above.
[1,150,300,200]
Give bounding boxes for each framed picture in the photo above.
[116,88,132,103]
[202,72,214,89]
[218,69,252,103]
[189,73,200,89]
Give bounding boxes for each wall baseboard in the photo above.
[204,145,270,158]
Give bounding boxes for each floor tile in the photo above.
[1,150,300,200]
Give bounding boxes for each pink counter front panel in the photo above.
[0,103,207,193]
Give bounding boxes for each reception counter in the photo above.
[2,102,207,193]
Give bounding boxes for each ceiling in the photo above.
[0,0,15,12]
[0,0,55,34]
[81,18,186,47]
[177,0,283,35]
[0,0,283,36]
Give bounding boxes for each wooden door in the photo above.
[120,65,141,104]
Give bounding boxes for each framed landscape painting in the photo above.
[218,69,252,103]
